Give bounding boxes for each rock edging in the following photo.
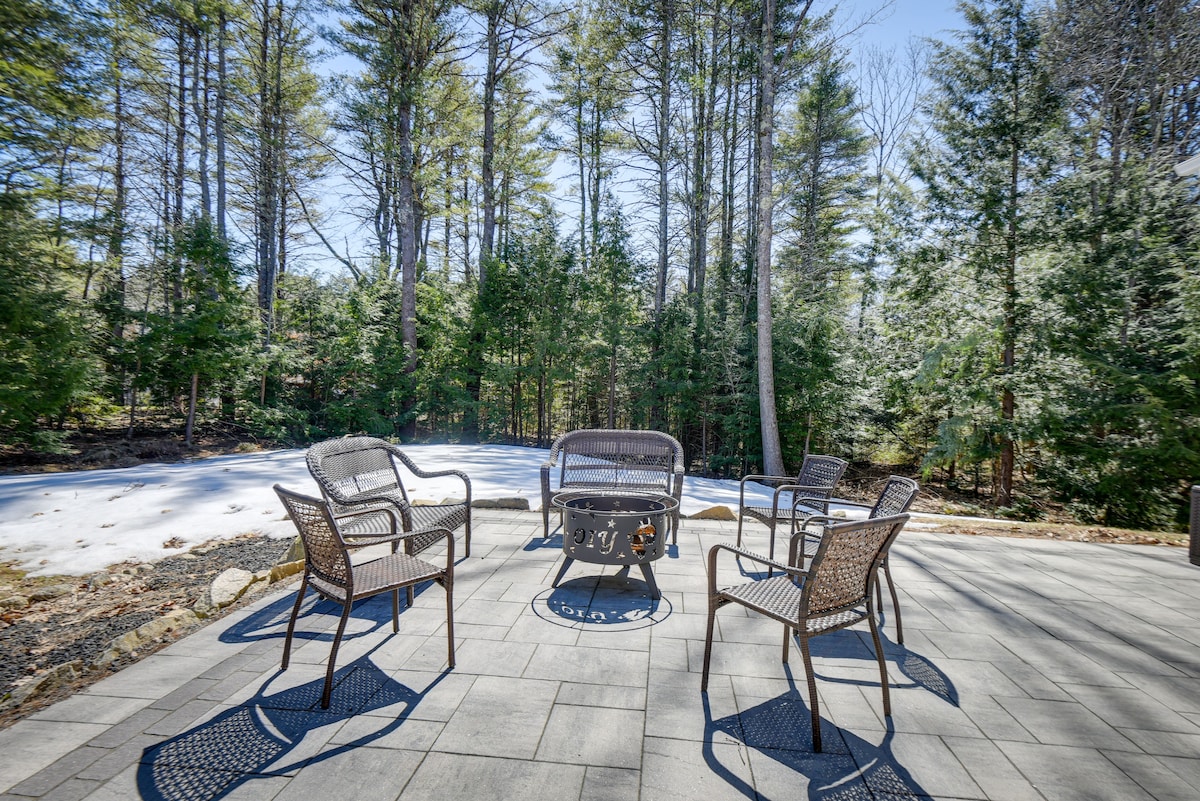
[0,538,305,714]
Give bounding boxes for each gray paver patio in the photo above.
[1,509,1198,801]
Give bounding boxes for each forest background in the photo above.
[1,0,1198,531]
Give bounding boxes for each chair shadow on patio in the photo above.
[136,647,449,801]
[218,580,440,646]
[703,680,929,800]
[805,629,959,707]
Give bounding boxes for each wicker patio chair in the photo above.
[702,513,910,752]
[274,485,455,708]
[735,454,848,565]
[307,436,473,559]
[793,476,919,643]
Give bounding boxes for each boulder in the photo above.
[209,568,258,609]
[92,609,200,668]
[471,497,530,511]
[0,660,83,711]
[30,583,75,602]
[688,505,737,521]
[269,560,305,583]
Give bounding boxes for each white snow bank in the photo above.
[0,444,790,576]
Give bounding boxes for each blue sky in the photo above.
[838,0,963,51]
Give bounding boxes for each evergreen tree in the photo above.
[907,0,1062,506]
[1031,0,1200,527]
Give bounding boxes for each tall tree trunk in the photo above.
[654,0,671,318]
[481,2,500,272]
[192,24,211,218]
[185,372,199,447]
[999,83,1019,508]
[216,7,227,237]
[755,0,783,476]
[398,100,419,376]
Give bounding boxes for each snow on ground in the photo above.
[0,444,795,577]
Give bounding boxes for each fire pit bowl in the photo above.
[550,492,678,600]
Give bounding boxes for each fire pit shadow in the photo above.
[531,577,672,631]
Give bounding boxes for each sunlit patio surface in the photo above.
[2,509,1198,801]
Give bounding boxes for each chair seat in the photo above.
[336,509,406,547]
[720,576,869,635]
[334,500,467,554]
[309,551,445,603]
[742,501,826,525]
[721,575,803,618]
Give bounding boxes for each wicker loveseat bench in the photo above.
[540,429,685,544]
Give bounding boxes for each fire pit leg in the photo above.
[551,557,575,588]
[638,563,661,601]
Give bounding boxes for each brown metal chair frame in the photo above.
[307,436,473,558]
[735,454,849,565]
[793,476,919,643]
[274,485,455,708]
[702,513,910,752]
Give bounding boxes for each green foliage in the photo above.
[134,216,257,415]
[0,0,99,183]
[0,195,99,440]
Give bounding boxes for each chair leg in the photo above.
[868,603,892,718]
[882,557,904,645]
[701,600,718,692]
[798,633,822,753]
[321,601,354,709]
[464,516,472,559]
[766,519,777,578]
[281,574,309,670]
[406,586,415,607]
[735,511,744,548]
[445,579,455,668]
[782,625,791,663]
[392,588,400,633]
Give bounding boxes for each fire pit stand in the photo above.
[550,492,678,600]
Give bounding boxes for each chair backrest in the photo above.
[802,514,909,618]
[869,476,919,519]
[274,485,352,591]
[306,436,410,509]
[792,455,849,510]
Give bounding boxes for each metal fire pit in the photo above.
[551,492,678,600]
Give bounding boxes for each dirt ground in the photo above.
[0,425,1188,730]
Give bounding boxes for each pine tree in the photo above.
[908,0,1061,507]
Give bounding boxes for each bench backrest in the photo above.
[550,429,683,493]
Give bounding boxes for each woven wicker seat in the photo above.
[793,476,919,643]
[735,454,848,564]
[540,429,685,543]
[702,513,910,752]
[274,486,455,708]
[307,436,473,558]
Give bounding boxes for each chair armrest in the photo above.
[387,447,471,487]
[787,524,832,563]
[795,513,838,530]
[738,474,793,507]
[333,506,409,548]
[707,541,806,580]
[334,492,412,514]
[772,483,834,517]
[408,526,455,569]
